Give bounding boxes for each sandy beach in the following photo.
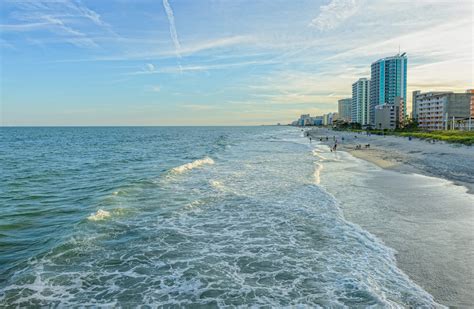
[308,128,474,307]
[309,128,474,193]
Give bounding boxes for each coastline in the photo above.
[307,127,474,307]
[308,128,474,194]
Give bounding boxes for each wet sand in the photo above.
[307,128,474,307]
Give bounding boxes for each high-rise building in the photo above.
[370,53,407,124]
[338,98,352,122]
[352,78,370,125]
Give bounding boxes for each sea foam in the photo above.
[87,209,111,221]
[171,157,214,174]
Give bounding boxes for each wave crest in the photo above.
[171,157,215,174]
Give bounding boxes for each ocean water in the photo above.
[0,127,440,307]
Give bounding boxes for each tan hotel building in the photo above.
[413,91,472,130]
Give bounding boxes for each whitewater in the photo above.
[0,126,441,307]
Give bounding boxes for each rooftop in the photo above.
[372,53,407,65]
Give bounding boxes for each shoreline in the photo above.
[308,128,474,194]
[307,127,474,307]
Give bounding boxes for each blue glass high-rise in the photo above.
[369,53,407,124]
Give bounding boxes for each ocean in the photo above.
[0,126,439,307]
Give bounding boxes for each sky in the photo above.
[0,0,472,126]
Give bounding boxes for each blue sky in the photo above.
[1,0,472,125]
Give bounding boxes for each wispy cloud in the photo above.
[125,58,276,76]
[43,15,98,48]
[162,0,181,61]
[52,35,258,63]
[178,36,254,56]
[0,22,51,31]
[309,0,362,30]
[1,0,114,48]
[324,18,471,62]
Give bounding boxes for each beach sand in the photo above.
[348,148,401,169]
[309,128,474,193]
[308,128,474,307]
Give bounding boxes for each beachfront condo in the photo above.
[352,78,370,125]
[370,53,408,125]
[338,98,352,122]
[414,91,473,130]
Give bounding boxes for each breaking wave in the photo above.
[170,157,215,174]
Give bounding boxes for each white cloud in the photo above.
[317,17,472,107]
[324,19,471,62]
[2,0,114,48]
[162,0,181,58]
[309,0,362,30]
